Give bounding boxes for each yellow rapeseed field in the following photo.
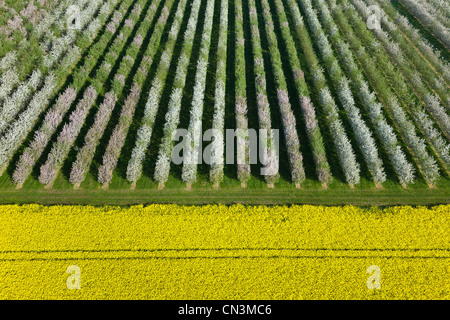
[0,204,449,299]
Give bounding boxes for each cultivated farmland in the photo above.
[0,0,449,206]
[0,0,449,301]
[1,204,449,299]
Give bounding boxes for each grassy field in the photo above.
[1,204,449,299]
[0,173,449,206]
